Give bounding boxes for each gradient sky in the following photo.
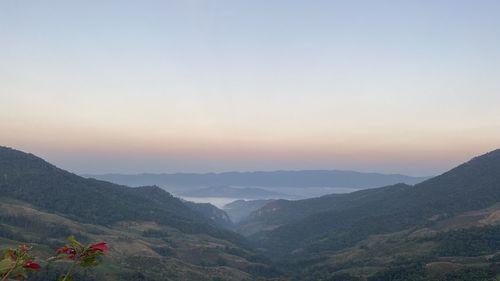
[1,0,500,176]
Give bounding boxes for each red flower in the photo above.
[89,242,108,253]
[23,260,41,270]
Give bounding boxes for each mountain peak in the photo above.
[0,146,36,159]
[0,146,58,175]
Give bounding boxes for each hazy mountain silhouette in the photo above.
[224,199,276,223]
[86,170,429,189]
[179,185,293,199]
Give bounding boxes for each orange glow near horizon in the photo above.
[2,122,498,176]
[1,0,500,175]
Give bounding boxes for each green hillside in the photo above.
[240,149,500,255]
[236,149,500,280]
[0,146,279,280]
[183,200,234,229]
[0,146,243,242]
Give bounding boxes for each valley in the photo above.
[2,146,500,280]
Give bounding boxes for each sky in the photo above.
[1,0,500,176]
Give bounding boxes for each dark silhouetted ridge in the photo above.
[0,146,244,244]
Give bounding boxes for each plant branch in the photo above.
[61,260,78,281]
[1,259,19,281]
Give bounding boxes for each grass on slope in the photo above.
[0,200,280,281]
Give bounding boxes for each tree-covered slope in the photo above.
[0,146,284,280]
[240,149,500,257]
[224,199,275,223]
[183,200,234,229]
[0,146,242,244]
[0,199,279,281]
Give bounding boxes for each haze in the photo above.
[1,0,500,176]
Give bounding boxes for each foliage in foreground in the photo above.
[0,236,107,281]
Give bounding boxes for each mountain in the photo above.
[182,200,233,228]
[236,149,500,279]
[0,146,279,280]
[4,146,500,280]
[180,185,292,199]
[0,146,236,240]
[85,170,429,189]
[224,199,276,223]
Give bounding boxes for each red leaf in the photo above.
[23,260,41,270]
[89,242,108,253]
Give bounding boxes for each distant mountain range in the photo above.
[180,185,293,199]
[85,170,430,189]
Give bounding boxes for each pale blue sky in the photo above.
[1,0,500,176]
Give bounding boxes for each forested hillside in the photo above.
[240,149,500,257]
[0,146,278,280]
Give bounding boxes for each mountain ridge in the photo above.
[0,145,281,280]
[238,148,500,257]
[180,185,293,199]
[0,146,244,244]
[84,170,429,189]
